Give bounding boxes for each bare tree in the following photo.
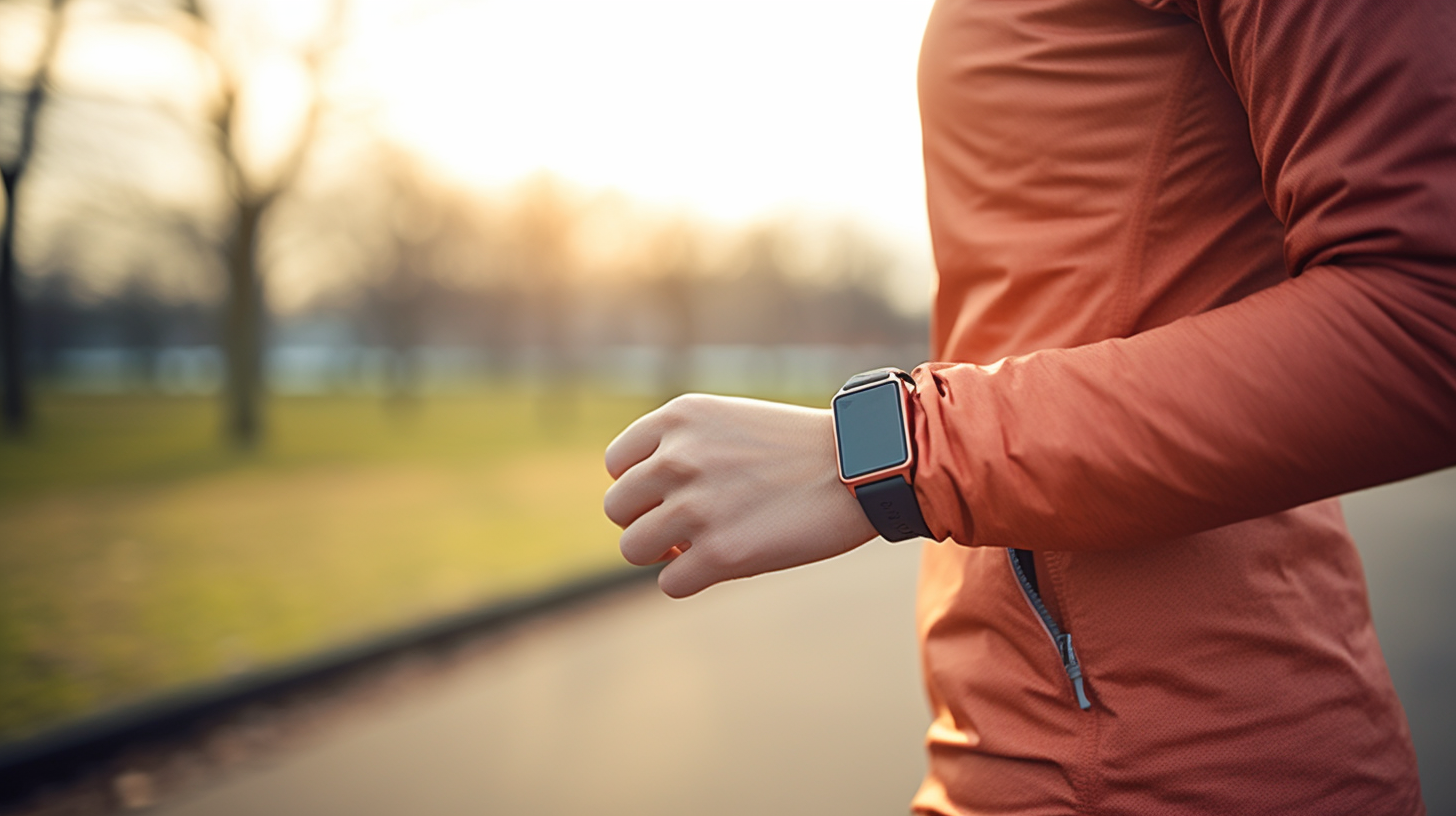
[366,151,448,409]
[0,0,66,435]
[508,175,580,424]
[174,0,344,448]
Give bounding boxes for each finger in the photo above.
[605,408,668,480]
[603,456,677,529]
[619,501,698,566]
[657,547,719,599]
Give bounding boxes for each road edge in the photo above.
[0,564,660,806]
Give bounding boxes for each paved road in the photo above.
[158,540,929,816]
[158,468,1456,816]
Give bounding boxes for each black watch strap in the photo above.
[856,475,933,542]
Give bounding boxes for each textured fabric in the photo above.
[908,0,1456,812]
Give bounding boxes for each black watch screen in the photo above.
[832,380,909,480]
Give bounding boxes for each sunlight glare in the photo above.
[341,0,936,245]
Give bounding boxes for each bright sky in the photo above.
[3,0,939,305]
[341,0,937,245]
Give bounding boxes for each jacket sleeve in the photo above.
[909,0,1456,549]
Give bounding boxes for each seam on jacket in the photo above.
[1107,44,1203,340]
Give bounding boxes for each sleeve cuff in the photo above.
[910,362,975,545]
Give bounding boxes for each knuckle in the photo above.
[666,498,704,532]
[656,397,686,426]
[662,393,710,423]
[652,444,702,482]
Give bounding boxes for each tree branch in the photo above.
[258,0,346,202]
[2,0,66,190]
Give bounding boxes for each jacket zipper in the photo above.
[1007,548,1092,710]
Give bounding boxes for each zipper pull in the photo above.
[1057,633,1092,711]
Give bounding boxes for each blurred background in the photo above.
[0,0,935,748]
[2,1,1453,814]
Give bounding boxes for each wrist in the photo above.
[831,368,934,542]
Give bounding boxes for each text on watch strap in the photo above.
[856,475,932,542]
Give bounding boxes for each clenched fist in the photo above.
[604,394,878,597]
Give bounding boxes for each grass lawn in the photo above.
[0,388,659,743]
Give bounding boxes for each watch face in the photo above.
[833,380,909,480]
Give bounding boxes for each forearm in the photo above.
[912,259,1456,549]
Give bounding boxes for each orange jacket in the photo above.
[908,0,1455,812]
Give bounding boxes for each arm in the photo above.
[603,0,1456,593]
[911,0,1456,549]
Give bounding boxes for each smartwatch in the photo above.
[831,368,933,542]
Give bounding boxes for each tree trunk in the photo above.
[223,199,265,448]
[0,183,27,435]
[0,0,65,436]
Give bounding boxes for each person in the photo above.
[603,0,1455,812]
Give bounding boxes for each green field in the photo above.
[0,388,659,743]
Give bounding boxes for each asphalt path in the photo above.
[157,468,1455,816]
[156,537,930,816]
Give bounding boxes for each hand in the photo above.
[604,393,879,598]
